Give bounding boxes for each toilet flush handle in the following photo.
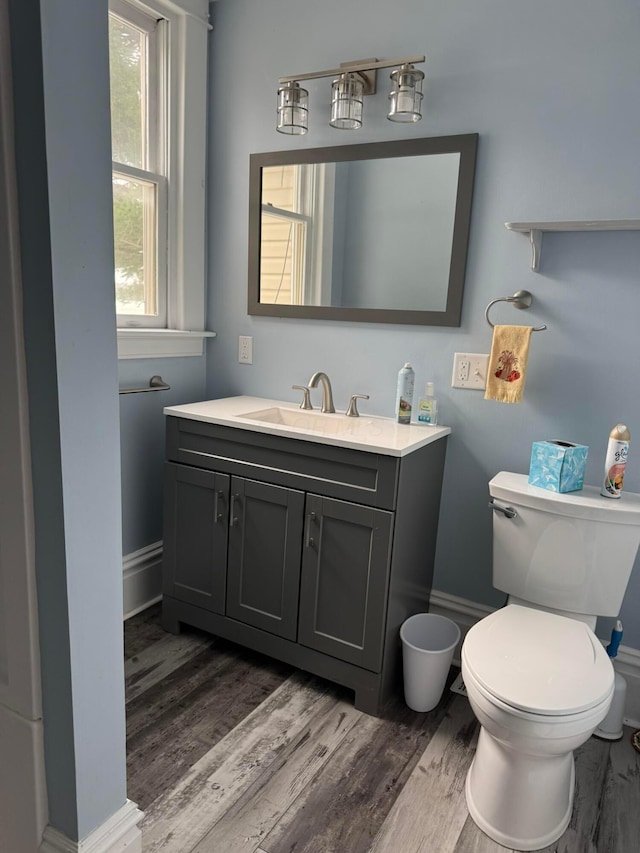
[488,498,518,519]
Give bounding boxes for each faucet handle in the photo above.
[292,385,314,410]
[346,394,369,417]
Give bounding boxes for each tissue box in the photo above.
[528,440,589,493]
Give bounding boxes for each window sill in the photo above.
[117,328,216,360]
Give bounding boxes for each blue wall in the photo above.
[11,0,128,840]
[119,357,206,554]
[206,0,640,646]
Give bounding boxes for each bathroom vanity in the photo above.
[161,396,449,715]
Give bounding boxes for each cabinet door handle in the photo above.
[306,512,317,548]
[230,493,239,527]
[214,489,224,523]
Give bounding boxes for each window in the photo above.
[108,0,211,358]
[260,163,335,307]
[260,164,310,305]
[110,0,166,325]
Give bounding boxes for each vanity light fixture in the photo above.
[276,80,309,135]
[330,72,365,130]
[276,54,425,134]
[388,63,425,123]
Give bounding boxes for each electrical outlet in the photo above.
[451,352,489,389]
[458,358,471,382]
[238,335,253,364]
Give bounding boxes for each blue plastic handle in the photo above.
[607,620,623,659]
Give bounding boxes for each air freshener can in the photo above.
[601,424,630,498]
[395,363,415,425]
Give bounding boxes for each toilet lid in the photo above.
[463,605,613,716]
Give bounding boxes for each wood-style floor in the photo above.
[125,605,640,853]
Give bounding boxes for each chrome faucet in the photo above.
[307,372,335,413]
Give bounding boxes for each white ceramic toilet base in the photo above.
[465,728,574,851]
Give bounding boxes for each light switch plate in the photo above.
[451,352,489,389]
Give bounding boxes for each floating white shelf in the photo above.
[505,219,640,271]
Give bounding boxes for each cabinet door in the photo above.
[299,495,393,671]
[226,478,304,640]
[163,462,229,613]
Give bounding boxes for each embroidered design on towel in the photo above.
[494,350,521,383]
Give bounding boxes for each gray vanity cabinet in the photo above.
[163,463,229,614]
[299,496,393,671]
[226,477,304,641]
[162,415,448,716]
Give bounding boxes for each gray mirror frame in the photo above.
[248,133,478,326]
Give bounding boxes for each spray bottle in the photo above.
[594,620,626,741]
[395,363,415,425]
[601,424,630,498]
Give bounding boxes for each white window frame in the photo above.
[111,0,214,359]
[111,0,168,328]
[307,163,335,307]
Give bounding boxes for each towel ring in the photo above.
[485,290,547,331]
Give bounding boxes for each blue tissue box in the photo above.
[528,440,589,493]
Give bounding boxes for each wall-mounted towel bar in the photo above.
[119,375,171,395]
[485,290,547,331]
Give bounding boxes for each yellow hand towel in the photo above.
[484,325,533,403]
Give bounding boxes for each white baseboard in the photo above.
[122,542,163,621]
[429,589,640,729]
[40,800,143,853]
[428,589,494,667]
[611,645,640,729]
[0,703,48,853]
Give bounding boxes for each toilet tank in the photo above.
[489,472,640,617]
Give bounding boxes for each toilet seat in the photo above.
[463,605,613,716]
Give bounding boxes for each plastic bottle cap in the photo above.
[403,363,412,369]
[425,382,434,396]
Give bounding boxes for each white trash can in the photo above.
[400,613,460,712]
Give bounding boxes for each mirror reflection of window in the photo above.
[260,164,335,305]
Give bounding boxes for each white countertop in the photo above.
[164,396,451,457]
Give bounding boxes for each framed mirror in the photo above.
[248,133,477,326]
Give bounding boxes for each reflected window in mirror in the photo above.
[249,134,478,326]
[260,163,336,306]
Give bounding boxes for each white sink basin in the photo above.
[239,406,355,435]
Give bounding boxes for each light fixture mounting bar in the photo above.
[339,58,378,96]
[278,54,425,86]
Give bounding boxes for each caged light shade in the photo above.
[387,63,424,123]
[275,55,425,134]
[276,81,309,135]
[329,72,364,130]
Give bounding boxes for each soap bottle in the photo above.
[395,363,415,424]
[601,424,630,498]
[417,382,438,425]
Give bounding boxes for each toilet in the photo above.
[462,471,640,851]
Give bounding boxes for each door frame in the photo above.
[0,0,49,846]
